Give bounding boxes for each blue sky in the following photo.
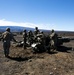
[0,0,74,31]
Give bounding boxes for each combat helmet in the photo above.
[6,27,10,32]
[51,29,54,33]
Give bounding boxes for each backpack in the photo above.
[3,31,11,40]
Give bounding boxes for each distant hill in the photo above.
[0,26,35,32]
[0,26,73,33]
[0,26,50,32]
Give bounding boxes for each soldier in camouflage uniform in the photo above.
[22,29,27,49]
[0,28,17,57]
[39,31,45,44]
[34,27,40,43]
[27,30,34,46]
[34,27,40,36]
[50,29,58,51]
[34,31,46,52]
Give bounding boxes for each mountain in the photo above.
[0,26,34,32]
[1,26,73,33]
[0,26,50,32]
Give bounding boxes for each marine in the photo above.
[50,29,58,51]
[0,27,17,57]
[34,27,40,36]
[27,30,34,46]
[22,29,27,49]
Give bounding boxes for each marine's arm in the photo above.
[11,33,18,42]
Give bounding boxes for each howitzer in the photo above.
[31,43,46,53]
[57,37,74,46]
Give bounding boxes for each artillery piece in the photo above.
[56,37,74,46]
[11,34,74,53]
[31,36,74,53]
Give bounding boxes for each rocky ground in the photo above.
[0,33,74,75]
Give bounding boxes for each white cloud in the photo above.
[0,19,57,30]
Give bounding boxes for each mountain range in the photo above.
[0,26,35,32]
[0,26,74,33]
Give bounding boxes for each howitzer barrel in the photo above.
[69,38,74,40]
[57,37,71,46]
[58,37,70,42]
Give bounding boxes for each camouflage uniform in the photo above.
[1,28,17,57]
[39,31,45,45]
[50,29,58,50]
[34,27,40,36]
[34,27,40,42]
[35,36,46,53]
[27,30,34,46]
[23,30,27,49]
[35,31,46,52]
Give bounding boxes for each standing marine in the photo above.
[0,27,17,57]
[34,27,40,36]
[22,29,27,49]
[34,27,40,42]
[27,30,34,46]
[50,29,58,51]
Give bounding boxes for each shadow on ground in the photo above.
[57,46,72,53]
[7,56,32,62]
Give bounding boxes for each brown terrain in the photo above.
[0,32,74,75]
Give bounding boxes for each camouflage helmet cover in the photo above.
[6,27,10,31]
[35,27,38,30]
[51,29,54,32]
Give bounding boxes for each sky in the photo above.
[0,0,74,31]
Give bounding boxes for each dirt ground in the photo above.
[0,32,74,75]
